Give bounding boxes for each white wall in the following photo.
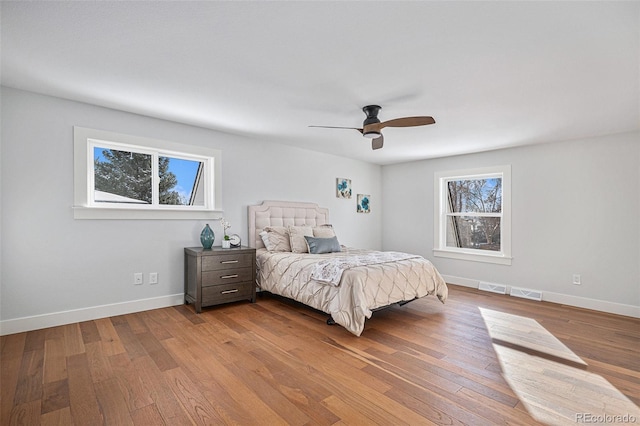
[0,87,381,332]
[382,132,640,314]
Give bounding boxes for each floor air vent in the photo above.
[478,282,507,294]
[509,287,543,301]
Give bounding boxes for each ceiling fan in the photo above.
[309,105,435,150]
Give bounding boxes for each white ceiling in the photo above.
[2,1,638,165]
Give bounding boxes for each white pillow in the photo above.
[313,224,336,238]
[288,225,314,253]
[259,231,274,251]
[261,226,291,252]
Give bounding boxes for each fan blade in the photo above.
[365,116,435,132]
[371,135,384,150]
[381,116,435,128]
[309,125,363,134]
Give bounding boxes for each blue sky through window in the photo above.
[163,157,200,202]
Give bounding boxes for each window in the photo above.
[74,127,222,219]
[434,166,511,265]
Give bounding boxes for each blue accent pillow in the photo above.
[304,236,341,254]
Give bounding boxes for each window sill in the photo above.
[433,248,512,265]
[73,206,223,220]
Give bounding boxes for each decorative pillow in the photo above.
[259,231,274,251]
[261,226,291,252]
[288,225,314,253]
[313,224,336,238]
[305,236,342,254]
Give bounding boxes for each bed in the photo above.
[248,200,448,336]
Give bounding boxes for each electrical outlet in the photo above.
[134,273,143,285]
[572,274,581,285]
[149,272,158,284]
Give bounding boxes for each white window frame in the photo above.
[433,165,512,265]
[74,126,222,220]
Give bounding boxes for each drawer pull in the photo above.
[221,289,239,295]
[221,260,239,264]
[221,274,239,279]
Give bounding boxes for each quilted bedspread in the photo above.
[256,248,448,336]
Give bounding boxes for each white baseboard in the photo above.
[442,275,639,318]
[541,291,640,318]
[0,294,185,336]
[442,275,478,288]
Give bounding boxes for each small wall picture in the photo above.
[336,178,352,199]
[357,194,370,213]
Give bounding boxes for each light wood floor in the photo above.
[2,285,639,425]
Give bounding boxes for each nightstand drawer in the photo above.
[202,253,253,271]
[202,267,253,286]
[202,282,253,305]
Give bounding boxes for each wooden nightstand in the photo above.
[184,246,256,313]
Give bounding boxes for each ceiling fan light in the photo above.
[363,131,381,139]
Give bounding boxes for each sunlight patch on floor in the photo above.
[480,308,640,425]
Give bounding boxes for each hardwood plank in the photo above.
[111,319,148,359]
[108,352,154,412]
[44,327,64,341]
[173,304,206,325]
[382,387,481,426]
[79,320,101,344]
[224,361,311,425]
[40,406,72,426]
[163,367,226,425]
[43,338,67,384]
[1,332,26,355]
[285,338,394,395]
[136,332,178,372]
[62,323,85,356]
[0,333,26,425]
[7,400,40,426]
[110,314,128,326]
[125,313,150,335]
[321,394,403,426]
[13,349,44,405]
[23,329,46,352]
[41,379,69,415]
[360,327,448,360]
[139,309,176,341]
[131,356,194,425]
[66,352,103,424]
[456,387,538,426]
[94,318,126,357]
[253,361,341,425]
[130,403,165,426]
[93,377,134,426]
[84,341,113,384]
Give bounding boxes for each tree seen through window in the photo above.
[446,178,502,251]
[94,147,201,205]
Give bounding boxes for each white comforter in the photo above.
[256,247,448,336]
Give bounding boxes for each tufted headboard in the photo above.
[248,200,330,249]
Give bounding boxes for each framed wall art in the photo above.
[357,194,370,213]
[336,178,352,199]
